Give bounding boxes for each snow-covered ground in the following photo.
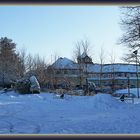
[0,90,140,134]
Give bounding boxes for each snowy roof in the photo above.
[51,57,78,69]
[51,57,140,73]
[87,63,140,73]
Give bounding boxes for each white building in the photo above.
[46,57,140,90]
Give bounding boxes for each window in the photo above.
[64,70,67,74]
[56,70,61,74]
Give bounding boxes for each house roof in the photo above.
[87,63,140,73]
[51,57,78,69]
[51,57,140,73]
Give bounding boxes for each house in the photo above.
[46,57,82,88]
[46,56,140,91]
[87,63,140,90]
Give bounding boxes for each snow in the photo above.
[29,76,40,92]
[114,88,140,97]
[87,63,140,73]
[51,57,140,73]
[1,90,140,134]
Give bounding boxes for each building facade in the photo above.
[46,57,140,90]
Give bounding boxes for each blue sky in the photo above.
[0,6,125,64]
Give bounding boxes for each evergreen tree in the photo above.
[0,37,24,87]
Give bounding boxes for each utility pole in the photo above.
[127,73,130,97]
[133,50,139,98]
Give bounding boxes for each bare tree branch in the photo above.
[119,6,140,63]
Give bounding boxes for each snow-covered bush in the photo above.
[15,76,40,94]
[15,79,31,94]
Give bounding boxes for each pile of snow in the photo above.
[88,93,126,111]
[29,76,40,93]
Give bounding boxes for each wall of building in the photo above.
[46,62,140,90]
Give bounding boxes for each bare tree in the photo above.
[73,39,93,88]
[51,53,59,88]
[109,50,116,93]
[73,39,92,63]
[73,42,81,63]
[46,53,60,89]
[81,39,90,57]
[17,48,27,77]
[25,53,34,73]
[31,54,48,88]
[99,47,106,90]
[119,6,140,63]
[23,52,48,88]
[73,42,83,86]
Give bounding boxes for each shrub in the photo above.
[15,79,31,94]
